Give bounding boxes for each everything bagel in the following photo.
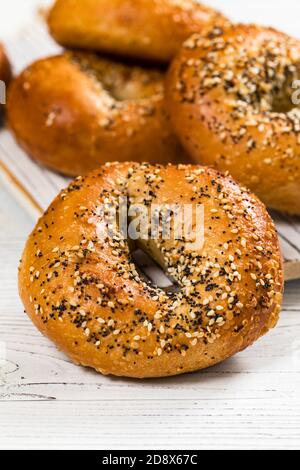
[8,52,184,176]
[19,163,283,378]
[166,25,300,214]
[48,0,229,63]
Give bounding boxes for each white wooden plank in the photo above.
[1,399,300,450]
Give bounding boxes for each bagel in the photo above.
[8,52,184,176]
[19,162,283,378]
[47,0,229,63]
[166,25,300,215]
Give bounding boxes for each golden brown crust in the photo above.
[166,24,300,214]
[19,162,283,378]
[7,52,184,176]
[48,0,229,63]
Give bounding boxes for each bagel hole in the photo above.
[271,69,300,113]
[272,87,298,113]
[132,248,179,293]
[71,52,164,102]
[102,73,163,102]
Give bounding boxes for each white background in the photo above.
[1,0,300,450]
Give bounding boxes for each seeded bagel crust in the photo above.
[166,25,300,214]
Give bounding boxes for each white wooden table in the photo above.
[1,0,300,450]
